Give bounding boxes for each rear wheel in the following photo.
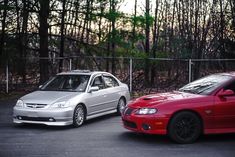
[117,97,126,115]
[168,111,202,144]
[73,105,86,127]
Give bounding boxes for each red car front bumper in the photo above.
[122,108,170,135]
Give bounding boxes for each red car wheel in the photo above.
[168,111,202,144]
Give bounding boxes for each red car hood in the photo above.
[128,91,202,108]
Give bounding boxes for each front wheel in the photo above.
[73,105,86,127]
[117,97,126,115]
[168,111,202,144]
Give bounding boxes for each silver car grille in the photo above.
[26,103,47,109]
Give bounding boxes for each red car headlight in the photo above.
[135,108,157,115]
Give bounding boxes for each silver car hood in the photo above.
[21,90,81,105]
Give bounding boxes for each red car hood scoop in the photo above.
[142,95,167,101]
[143,97,152,100]
[128,91,198,108]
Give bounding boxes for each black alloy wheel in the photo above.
[168,111,202,144]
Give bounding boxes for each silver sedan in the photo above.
[13,70,130,127]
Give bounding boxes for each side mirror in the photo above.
[88,86,99,93]
[218,89,235,97]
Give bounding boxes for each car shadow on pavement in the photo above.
[12,113,119,130]
[84,113,119,125]
[119,131,235,144]
[13,123,75,131]
[119,132,172,144]
[198,134,235,143]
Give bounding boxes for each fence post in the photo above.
[6,62,9,94]
[69,58,72,71]
[189,59,192,83]
[129,58,133,93]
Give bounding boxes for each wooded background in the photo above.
[0,0,235,91]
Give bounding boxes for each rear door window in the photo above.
[103,75,119,88]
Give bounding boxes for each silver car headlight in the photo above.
[50,101,70,108]
[135,108,157,115]
[16,100,24,107]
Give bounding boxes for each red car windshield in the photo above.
[179,74,232,95]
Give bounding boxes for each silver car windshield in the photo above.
[179,74,232,95]
[40,75,90,92]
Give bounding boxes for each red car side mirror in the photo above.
[218,89,235,97]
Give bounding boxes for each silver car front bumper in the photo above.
[13,106,74,126]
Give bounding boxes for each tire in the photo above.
[168,111,202,144]
[73,105,86,127]
[117,97,126,115]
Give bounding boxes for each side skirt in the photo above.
[204,128,235,134]
[86,109,117,120]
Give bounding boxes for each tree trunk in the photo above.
[0,0,8,66]
[110,0,116,75]
[192,0,201,80]
[98,1,105,43]
[17,0,29,83]
[230,0,235,32]
[39,0,50,84]
[59,0,66,72]
[132,0,137,49]
[219,0,225,55]
[150,0,160,85]
[145,0,150,86]
[80,0,90,44]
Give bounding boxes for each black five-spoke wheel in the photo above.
[168,111,202,144]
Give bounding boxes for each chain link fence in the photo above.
[1,56,235,96]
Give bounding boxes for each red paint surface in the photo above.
[122,73,235,135]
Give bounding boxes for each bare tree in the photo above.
[132,0,137,48]
[17,0,29,83]
[59,0,66,72]
[230,0,235,31]
[150,0,160,85]
[39,0,50,83]
[110,0,116,75]
[0,0,8,66]
[144,0,150,85]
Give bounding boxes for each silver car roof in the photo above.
[57,70,111,76]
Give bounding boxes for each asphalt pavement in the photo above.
[0,99,235,157]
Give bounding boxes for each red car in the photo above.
[122,73,235,143]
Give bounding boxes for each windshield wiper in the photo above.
[179,88,198,94]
